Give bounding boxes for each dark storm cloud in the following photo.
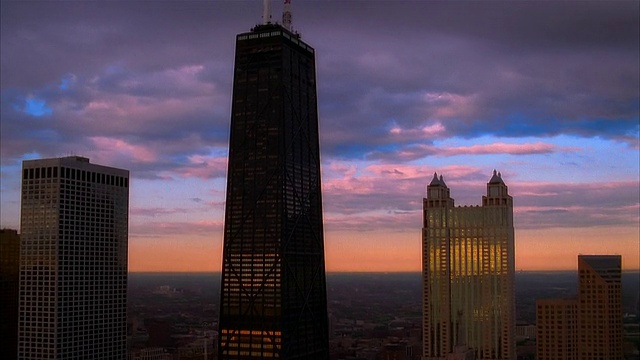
[1,1,638,167]
[1,1,248,87]
[1,1,248,178]
[301,2,640,157]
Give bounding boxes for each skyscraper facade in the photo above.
[536,298,578,360]
[19,156,129,359]
[577,255,623,360]
[422,171,515,360]
[1,228,20,359]
[535,255,623,360]
[217,21,329,360]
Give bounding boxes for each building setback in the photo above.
[217,20,329,360]
[535,255,623,360]
[422,171,515,360]
[19,156,129,359]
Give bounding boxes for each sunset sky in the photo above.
[1,1,638,272]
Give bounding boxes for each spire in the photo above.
[282,0,292,30]
[439,175,447,187]
[430,172,440,186]
[263,0,272,24]
[489,169,504,184]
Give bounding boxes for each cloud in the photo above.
[322,160,639,231]
[90,136,157,163]
[172,154,228,179]
[131,207,193,218]
[130,220,223,237]
[1,1,638,267]
[2,1,638,167]
[367,141,577,162]
[322,163,485,218]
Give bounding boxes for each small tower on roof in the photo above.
[425,172,454,208]
[484,169,512,207]
[262,0,272,24]
[282,0,292,30]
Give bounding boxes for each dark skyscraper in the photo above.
[217,14,329,360]
[1,228,20,359]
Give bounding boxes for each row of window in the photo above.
[23,167,128,188]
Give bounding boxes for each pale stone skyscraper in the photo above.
[19,156,129,359]
[422,171,515,360]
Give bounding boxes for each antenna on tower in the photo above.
[263,0,272,24]
[282,0,292,30]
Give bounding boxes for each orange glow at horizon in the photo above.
[128,226,639,272]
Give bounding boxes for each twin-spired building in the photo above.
[422,171,515,360]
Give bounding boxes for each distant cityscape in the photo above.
[1,1,638,360]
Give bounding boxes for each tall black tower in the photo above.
[218,21,329,360]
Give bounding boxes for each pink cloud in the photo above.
[89,136,157,163]
[365,164,432,179]
[130,219,223,236]
[421,91,479,119]
[52,64,228,139]
[130,207,193,217]
[368,141,576,161]
[389,122,446,139]
[171,154,228,179]
[324,210,419,232]
[442,142,577,155]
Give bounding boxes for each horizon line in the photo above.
[127,269,640,274]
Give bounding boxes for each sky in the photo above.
[1,1,638,272]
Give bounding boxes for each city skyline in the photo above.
[1,1,639,272]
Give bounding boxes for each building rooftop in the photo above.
[488,169,504,184]
[429,172,447,187]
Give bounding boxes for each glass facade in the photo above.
[422,172,515,360]
[19,156,129,359]
[218,24,329,360]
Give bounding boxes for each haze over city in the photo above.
[1,1,638,272]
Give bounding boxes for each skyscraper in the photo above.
[19,156,129,359]
[577,255,623,360]
[535,255,623,360]
[536,298,578,360]
[422,171,515,360]
[217,11,329,360]
[1,228,20,359]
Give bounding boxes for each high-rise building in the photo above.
[535,255,623,360]
[577,255,623,360]
[1,228,20,359]
[422,171,515,360]
[19,156,129,359]
[536,298,578,360]
[217,13,329,360]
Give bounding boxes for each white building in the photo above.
[19,156,129,359]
